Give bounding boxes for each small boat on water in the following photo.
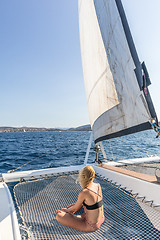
[0,0,160,239]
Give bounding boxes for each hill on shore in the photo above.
[0,124,91,133]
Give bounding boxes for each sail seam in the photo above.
[87,66,111,103]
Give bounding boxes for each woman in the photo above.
[56,165,105,232]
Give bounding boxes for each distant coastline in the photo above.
[0,124,91,133]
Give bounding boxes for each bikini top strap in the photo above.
[97,184,99,202]
[86,184,102,198]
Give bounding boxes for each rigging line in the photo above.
[99,136,160,168]
[116,138,159,157]
[98,155,160,170]
[109,139,115,161]
[99,137,157,165]
[9,148,57,173]
[97,175,160,224]
[99,139,160,169]
[99,139,160,167]
[103,136,157,158]
[8,136,80,173]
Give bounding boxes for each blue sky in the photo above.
[0,0,160,128]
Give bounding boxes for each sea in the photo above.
[1,130,160,174]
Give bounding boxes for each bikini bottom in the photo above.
[83,213,105,231]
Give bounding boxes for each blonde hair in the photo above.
[77,165,95,189]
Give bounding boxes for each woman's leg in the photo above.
[56,210,93,232]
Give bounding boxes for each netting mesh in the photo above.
[14,174,160,240]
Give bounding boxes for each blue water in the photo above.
[0,130,160,174]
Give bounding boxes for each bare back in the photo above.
[83,182,104,223]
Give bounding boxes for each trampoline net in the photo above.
[14,174,160,240]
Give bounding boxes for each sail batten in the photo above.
[79,0,157,143]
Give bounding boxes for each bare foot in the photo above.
[61,208,70,213]
[56,209,62,213]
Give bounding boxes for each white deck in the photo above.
[94,165,160,206]
[2,164,85,183]
[104,156,160,166]
[0,182,21,240]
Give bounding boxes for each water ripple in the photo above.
[0,130,159,173]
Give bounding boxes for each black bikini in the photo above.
[83,184,103,210]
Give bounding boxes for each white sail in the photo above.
[79,0,156,143]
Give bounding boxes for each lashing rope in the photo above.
[13,174,160,239]
[152,120,160,138]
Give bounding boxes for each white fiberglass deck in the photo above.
[0,182,20,240]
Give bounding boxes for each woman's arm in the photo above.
[66,203,75,208]
[62,191,85,214]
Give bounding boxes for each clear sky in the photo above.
[0,0,160,128]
